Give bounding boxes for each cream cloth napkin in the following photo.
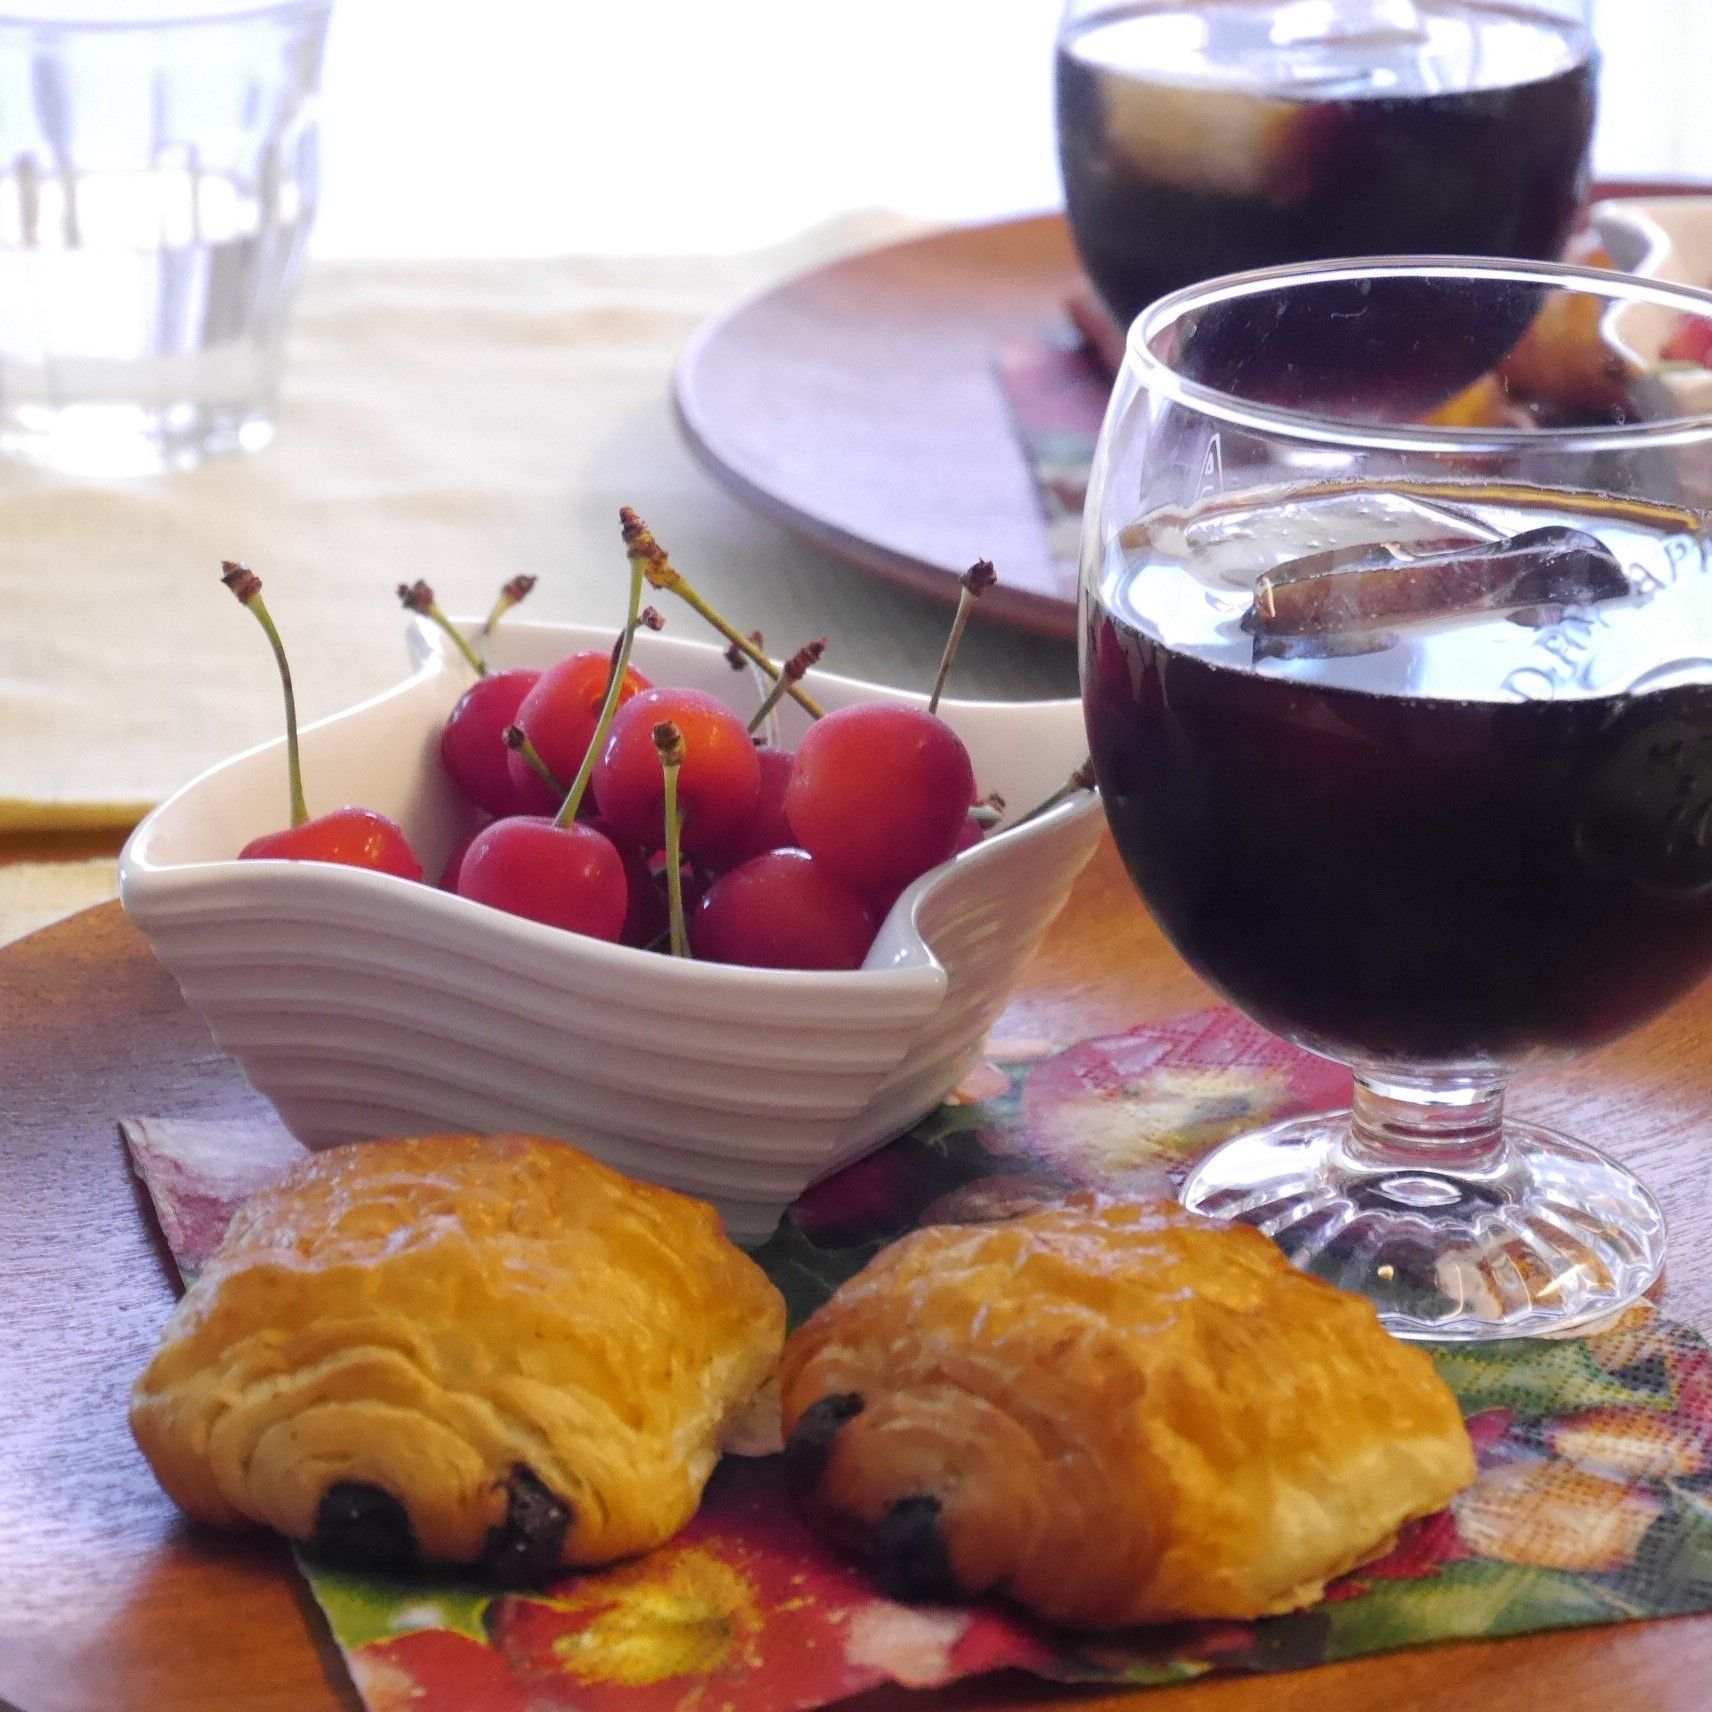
[0,212,1075,833]
[0,858,119,944]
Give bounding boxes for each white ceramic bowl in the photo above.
[119,618,1101,1242]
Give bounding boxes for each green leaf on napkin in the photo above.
[1632,1487,1712,1612]
[748,1210,886,1328]
[1106,1659,1214,1687]
[297,1552,494,1649]
[1325,1559,1638,1657]
[1433,1338,1673,1421]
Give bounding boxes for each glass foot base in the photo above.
[1180,1112,1665,1341]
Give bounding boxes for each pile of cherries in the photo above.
[224,510,1008,972]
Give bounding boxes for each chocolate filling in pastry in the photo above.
[784,1391,865,1491]
[481,1464,575,1584]
[873,1493,962,1603]
[313,1482,419,1569]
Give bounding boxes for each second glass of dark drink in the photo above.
[1056,0,1597,328]
[1081,257,1712,1340]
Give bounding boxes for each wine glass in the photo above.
[1080,256,1712,1339]
[1055,0,1598,329]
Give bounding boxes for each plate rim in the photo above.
[674,184,1712,643]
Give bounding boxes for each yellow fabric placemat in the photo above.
[0,214,1072,832]
[0,858,118,944]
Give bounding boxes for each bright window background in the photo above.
[312,0,1709,258]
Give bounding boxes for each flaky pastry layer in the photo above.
[781,1194,1474,1628]
[131,1133,785,1578]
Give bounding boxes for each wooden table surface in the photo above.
[3,841,1712,1712]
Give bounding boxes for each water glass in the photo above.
[0,0,331,476]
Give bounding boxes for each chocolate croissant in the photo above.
[131,1133,785,1580]
[781,1194,1473,1628]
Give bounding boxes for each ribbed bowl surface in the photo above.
[121,619,1103,1241]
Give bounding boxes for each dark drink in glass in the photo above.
[1085,484,1712,1072]
[1056,0,1598,327]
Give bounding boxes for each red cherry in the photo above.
[785,703,975,893]
[241,808,424,881]
[953,815,986,855]
[701,745,797,870]
[592,687,761,858]
[573,816,677,949]
[439,669,539,816]
[616,852,709,951]
[507,652,650,814]
[437,819,490,890]
[618,857,668,948]
[455,816,627,940]
[613,837,662,948]
[221,560,427,882]
[690,848,878,970]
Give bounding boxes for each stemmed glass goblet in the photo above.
[1080,257,1712,1339]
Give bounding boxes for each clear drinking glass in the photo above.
[1080,257,1712,1340]
[0,0,331,477]
[1055,0,1598,328]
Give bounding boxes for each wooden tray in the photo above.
[4,842,1712,1711]
[675,185,1712,644]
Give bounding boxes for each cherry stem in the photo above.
[1014,758,1097,828]
[398,580,487,678]
[555,518,648,827]
[481,574,537,638]
[222,561,309,829]
[724,630,761,673]
[619,507,826,719]
[502,723,568,798]
[653,719,691,958]
[928,559,997,715]
[607,607,664,681]
[746,637,826,735]
[727,629,780,744]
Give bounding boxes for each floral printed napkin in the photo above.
[124,1007,1712,1710]
[992,328,1108,575]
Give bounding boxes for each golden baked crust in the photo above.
[780,1194,1473,1628]
[130,1133,785,1579]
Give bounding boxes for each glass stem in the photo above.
[1345,1072,1508,1174]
